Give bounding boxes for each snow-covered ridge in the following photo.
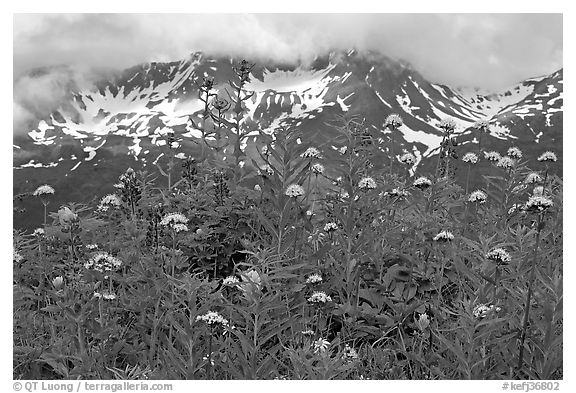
[15,53,562,172]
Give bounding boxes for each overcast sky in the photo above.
[14,13,562,90]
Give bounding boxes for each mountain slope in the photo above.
[13,50,563,229]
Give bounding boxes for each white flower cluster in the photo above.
[538,151,557,162]
[343,344,359,361]
[486,248,511,264]
[33,184,55,196]
[413,177,432,189]
[98,194,122,212]
[302,147,321,159]
[285,184,305,198]
[258,164,274,176]
[305,274,323,284]
[160,213,188,226]
[386,188,410,198]
[385,114,403,128]
[473,303,501,319]
[398,152,416,165]
[415,313,430,332]
[507,147,523,159]
[85,244,99,250]
[358,177,377,190]
[223,276,240,286]
[533,186,544,196]
[462,152,479,164]
[433,230,454,242]
[84,252,123,272]
[525,173,542,184]
[496,156,515,169]
[323,222,338,232]
[94,291,117,301]
[308,291,332,303]
[311,163,325,175]
[524,195,553,212]
[301,329,315,336]
[195,311,229,326]
[313,338,331,353]
[33,228,45,236]
[484,151,501,162]
[13,248,23,263]
[468,190,487,204]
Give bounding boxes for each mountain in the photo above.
[13,50,563,229]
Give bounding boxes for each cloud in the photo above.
[14,14,562,88]
[12,14,562,134]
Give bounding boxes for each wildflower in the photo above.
[33,228,45,237]
[306,210,313,217]
[302,147,321,159]
[385,114,403,128]
[486,248,511,264]
[261,145,269,156]
[462,152,479,164]
[311,163,325,175]
[343,344,359,361]
[386,188,410,198]
[97,194,121,212]
[533,186,544,196]
[340,191,350,199]
[433,230,454,242]
[223,276,240,286]
[308,291,332,303]
[358,177,377,190]
[195,311,229,326]
[84,252,123,273]
[468,190,487,204]
[496,156,515,169]
[57,207,78,226]
[338,146,347,155]
[94,291,117,301]
[525,195,553,212]
[413,177,432,189]
[313,338,331,353]
[285,184,305,198]
[398,152,416,165]
[415,313,430,332]
[439,118,457,133]
[507,147,523,159]
[254,184,262,192]
[13,248,23,263]
[258,164,274,176]
[525,173,542,184]
[538,151,557,162]
[160,213,188,227]
[474,120,490,129]
[301,329,315,336]
[52,276,64,289]
[323,222,338,232]
[305,274,323,284]
[86,244,99,250]
[484,151,501,162]
[172,223,189,233]
[473,303,500,319]
[33,184,55,196]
